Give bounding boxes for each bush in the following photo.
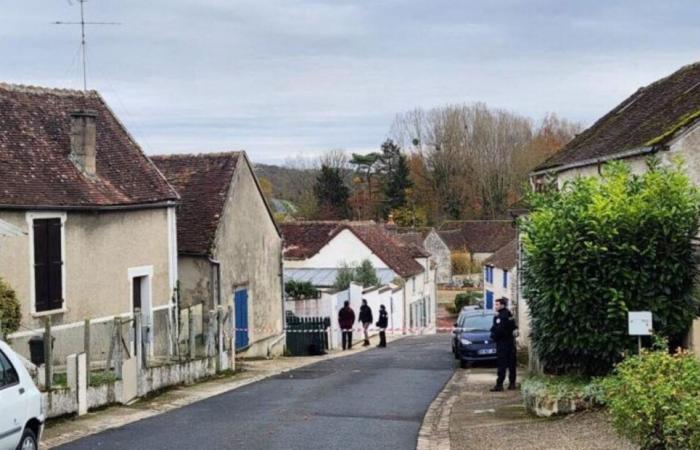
[600,349,700,450]
[285,280,319,299]
[454,291,482,311]
[0,278,21,335]
[451,252,470,274]
[461,278,475,288]
[522,159,700,375]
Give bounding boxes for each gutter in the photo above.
[0,200,178,212]
[530,146,657,177]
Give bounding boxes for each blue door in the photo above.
[485,290,494,310]
[234,289,249,350]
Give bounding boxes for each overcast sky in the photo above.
[3,1,700,164]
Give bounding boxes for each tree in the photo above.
[350,152,383,219]
[521,159,700,376]
[0,278,20,335]
[379,139,413,217]
[313,165,350,219]
[333,259,380,290]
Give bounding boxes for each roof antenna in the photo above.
[54,0,121,93]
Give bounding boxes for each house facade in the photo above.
[152,152,284,358]
[0,84,179,361]
[422,229,452,284]
[281,221,437,332]
[529,62,700,355]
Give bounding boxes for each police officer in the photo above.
[490,297,517,391]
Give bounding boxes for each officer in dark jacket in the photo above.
[358,299,374,346]
[338,301,356,350]
[490,298,517,391]
[376,304,389,348]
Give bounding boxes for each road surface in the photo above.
[58,334,454,450]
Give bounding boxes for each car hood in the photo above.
[459,330,492,341]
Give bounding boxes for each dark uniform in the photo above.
[376,307,388,348]
[490,308,517,389]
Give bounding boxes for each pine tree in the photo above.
[379,139,413,217]
[313,164,350,219]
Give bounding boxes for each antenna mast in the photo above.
[54,0,121,92]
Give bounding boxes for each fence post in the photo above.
[83,318,91,387]
[205,310,215,359]
[134,308,143,372]
[166,307,173,359]
[188,307,195,360]
[106,317,117,374]
[115,318,123,379]
[44,317,52,390]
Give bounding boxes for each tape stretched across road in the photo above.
[230,326,465,334]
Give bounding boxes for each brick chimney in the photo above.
[69,109,98,177]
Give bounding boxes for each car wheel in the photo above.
[460,360,471,369]
[17,428,37,450]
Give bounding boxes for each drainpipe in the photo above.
[209,258,221,307]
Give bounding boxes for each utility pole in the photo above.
[54,0,120,92]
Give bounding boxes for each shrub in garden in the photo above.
[285,280,319,299]
[601,349,700,450]
[333,259,379,290]
[522,159,700,375]
[451,252,470,274]
[0,278,21,335]
[454,291,483,311]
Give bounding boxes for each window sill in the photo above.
[31,308,67,318]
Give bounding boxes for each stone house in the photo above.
[529,62,700,354]
[152,152,284,358]
[281,221,437,332]
[437,220,516,272]
[421,229,452,285]
[0,83,179,361]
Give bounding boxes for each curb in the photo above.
[417,369,467,450]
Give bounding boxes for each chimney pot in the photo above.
[69,109,98,177]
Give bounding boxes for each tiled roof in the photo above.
[281,221,425,278]
[0,83,178,208]
[438,220,515,253]
[537,62,700,171]
[152,152,240,255]
[394,231,431,258]
[483,239,517,270]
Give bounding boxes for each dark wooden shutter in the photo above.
[132,277,142,310]
[33,218,63,312]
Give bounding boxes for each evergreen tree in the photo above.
[379,139,413,217]
[313,164,350,219]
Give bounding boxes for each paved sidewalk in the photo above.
[42,334,400,449]
[421,366,635,450]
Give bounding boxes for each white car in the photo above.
[0,340,44,450]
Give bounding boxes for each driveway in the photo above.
[57,334,454,450]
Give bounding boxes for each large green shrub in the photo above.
[0,278,21,335]
[454,291,483,311]
[600,349,700,450]
[334,259,380,290]
[522,159,700,375]
[285,280,319,299]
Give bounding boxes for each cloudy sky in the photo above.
[3,1,700,163]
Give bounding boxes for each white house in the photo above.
[482,239,528,347]
[281,221,437,334]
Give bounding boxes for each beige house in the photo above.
[529,62,700,355]
[0,83,179,360]
[152,152,284,358]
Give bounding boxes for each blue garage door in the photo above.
[485,290,494,310]
[235,289,249,350]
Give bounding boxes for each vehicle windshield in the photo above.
[460,314,492,331]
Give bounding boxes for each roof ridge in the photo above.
[0,82,99,98]
[150,151,243,160]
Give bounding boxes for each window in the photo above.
[503,270,508,288]
[0,350,19,389]
[33,217,64,312]
[484,266,493,284]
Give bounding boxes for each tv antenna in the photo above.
[54,0,121,92]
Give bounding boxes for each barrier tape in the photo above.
[230,326,465,333]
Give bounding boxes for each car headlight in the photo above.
[460,338,472,345]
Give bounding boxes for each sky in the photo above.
[3,1,700,164]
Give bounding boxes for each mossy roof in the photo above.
[537,62,700,171]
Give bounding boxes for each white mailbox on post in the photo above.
[628,311,652,352]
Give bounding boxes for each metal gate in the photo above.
[235,289,249,350]
[285,315,330,356]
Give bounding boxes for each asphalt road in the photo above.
[58,334,454,450]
